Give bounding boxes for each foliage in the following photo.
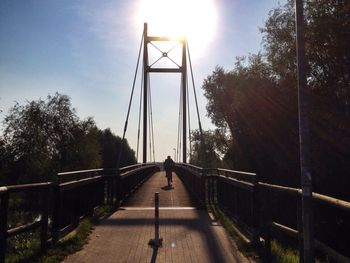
[190,129,229,168]
[5,219,93,263]
[98,128,136,169]
[197,0,350,195]
[0,93,102,183]
[0,93,136,185]
[201,56,300,184]
[261,0,350,113]
[260,0,350,194]
[5,204,114,263]
[192,0,350,258]
[270,240,299,263]
[208,205,256,259]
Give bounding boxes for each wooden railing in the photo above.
[0,164,159,262]
[175,163,350,263]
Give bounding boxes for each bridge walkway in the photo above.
[63,172,252,263]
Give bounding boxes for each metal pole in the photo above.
[295,0,314,262]
[181,39,187,163]
[143,23,148,163]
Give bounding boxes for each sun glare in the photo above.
[135,0,217,57]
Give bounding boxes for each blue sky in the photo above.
[0,0,285,162]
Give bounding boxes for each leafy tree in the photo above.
[98,128,136,169]
[202,56,300,184]
[194,0,350,255]
[190,129,228,168]
[261,0,350,113]
[196,0,350,197]
[260,0,350,195]
[1,93,102,183]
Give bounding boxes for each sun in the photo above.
[135,0,217,58]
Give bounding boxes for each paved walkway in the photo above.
[63,172,252,263]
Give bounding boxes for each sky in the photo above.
[0,0,286,163]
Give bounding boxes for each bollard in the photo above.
[148,192,162,247]
[155,192,159,242]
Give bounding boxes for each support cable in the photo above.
[117,31,144,168]
[187,42,206,165]
[148,89,152,162]
[180,77,184,162]
[136,64,144,162]
[187,42,203,136]
[147,74,152,162]
[186,72,192,161]
[149,85,156,162]
[176,81,183,162]
[148,76,156,162]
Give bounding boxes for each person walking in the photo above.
[163,156,175,187]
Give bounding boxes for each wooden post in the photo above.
[297,198,304,262]
[0,192,9,263]
[111,175,116,208]
[263,189,271,259]
[40,186,50,251]
[116,170,122,205]
[51,184,61,244]
[251,175,260,245]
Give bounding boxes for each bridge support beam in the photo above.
[143,23,148,163]
[142,23,188,163]
[181,39,187,163]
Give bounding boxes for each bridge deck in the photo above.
[63,172,252,263]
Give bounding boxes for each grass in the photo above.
[208,204,258,259]
[207,204,323,263]
[5,205,114,263]
[270,240,300,263]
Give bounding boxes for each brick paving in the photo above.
[63,172,253,263]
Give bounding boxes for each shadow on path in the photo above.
[150,247,158,263]
[161,185,173,191]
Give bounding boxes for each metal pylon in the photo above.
[142,23,187,163]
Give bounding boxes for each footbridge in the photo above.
[1,164,350,262]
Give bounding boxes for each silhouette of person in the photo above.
[163,156,175,187]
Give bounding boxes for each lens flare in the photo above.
[135,0,217,58]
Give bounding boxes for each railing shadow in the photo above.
[100,212,234,263]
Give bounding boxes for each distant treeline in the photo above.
[0,93,136,185]
[191,0,350,200]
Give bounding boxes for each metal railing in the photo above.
[174,163,350,263]
[0,164,159,262]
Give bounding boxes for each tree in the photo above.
[98,128,136,169]
[1,93,102,183]
[190,129,228,168]
[261,0,350,113]
[199,0,350,196]
[202,55,300,183]
[260,0,350,195]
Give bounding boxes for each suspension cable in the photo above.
[176,79,183,162]
[149,82,156,162]
[187,42,203,136]
[136,63,144,162]
[186,72,191,161]
[117,30,144,167]
[148,86,152,162]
